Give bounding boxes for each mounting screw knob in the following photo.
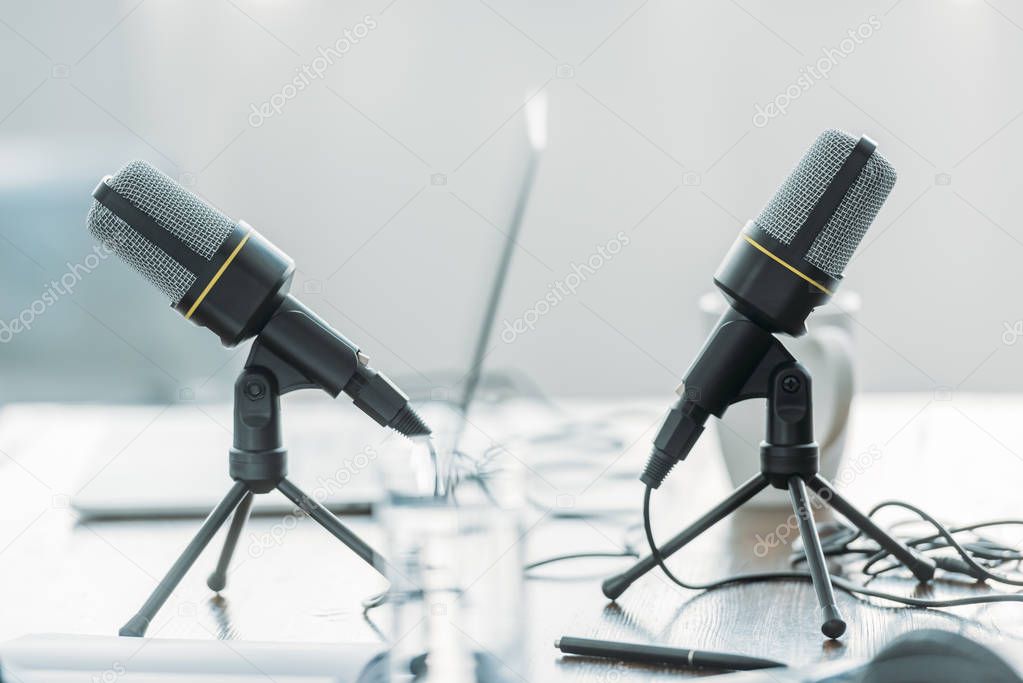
[781,375,801,393]
[244,381,266,400]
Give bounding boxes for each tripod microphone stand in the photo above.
[602,333,936,639]
[120,336,391,638]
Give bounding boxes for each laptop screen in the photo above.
[333,95,546,408]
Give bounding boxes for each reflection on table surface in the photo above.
[1,394,1022,681]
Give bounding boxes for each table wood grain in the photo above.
[1,394,1022,681]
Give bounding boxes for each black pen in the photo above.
[555,636,787,671]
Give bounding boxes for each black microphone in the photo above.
[642,129,895,488]
[87,160,430,438]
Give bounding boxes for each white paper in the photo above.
[0,633,386,683]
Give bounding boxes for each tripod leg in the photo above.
[807,475,935,582]
[207,491,254,592]
[602,474,769,600]
[276,478,387,573]
[788,476,846,639]
[119,481,249,637]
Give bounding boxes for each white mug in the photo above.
[698,292,858,507]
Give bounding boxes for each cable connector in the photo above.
[640,448,677,489]
[345,366,431,437]
[640,402,706,488]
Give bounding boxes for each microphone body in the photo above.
[642,130,896,488]
[88,161,428,437]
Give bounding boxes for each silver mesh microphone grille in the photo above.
[87,160,235,304]
[753,129,896,277]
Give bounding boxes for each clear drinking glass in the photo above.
[376,434,527,682]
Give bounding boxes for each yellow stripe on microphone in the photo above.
[741,234,833,295]
[185,231,252,319]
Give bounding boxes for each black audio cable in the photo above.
[525,550,640,572]
[356,402,1023,605]
[480,414,1023,588]
[363,476,1023,612]
[641,485,1023,609]
[800,501,1023,586]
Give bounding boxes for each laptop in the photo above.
[71,95,547,521]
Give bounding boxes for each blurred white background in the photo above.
[1,0,1022,403]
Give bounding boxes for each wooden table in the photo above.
[1,394,1021,680]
